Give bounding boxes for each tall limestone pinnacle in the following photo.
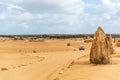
[108,34,114,54]
[90,27,112,64]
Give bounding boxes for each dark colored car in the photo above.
[79,45,85,50]
[67,43,71,46]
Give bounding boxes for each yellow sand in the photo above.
[0,38,119,80]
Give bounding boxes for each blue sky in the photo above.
[0,0,120,34]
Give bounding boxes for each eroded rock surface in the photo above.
[108,35,114,54]
[90,27,112,64]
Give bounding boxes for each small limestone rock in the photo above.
[1,68,8,71]
[59,69,64,74]
[59,70,64,74]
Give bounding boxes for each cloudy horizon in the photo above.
[0,0,120,34]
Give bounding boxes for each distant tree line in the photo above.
[0,34,119,39]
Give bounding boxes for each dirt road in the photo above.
[0,51,89,80]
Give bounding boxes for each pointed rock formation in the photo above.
[108,34,114,54]
[90,27,112,64]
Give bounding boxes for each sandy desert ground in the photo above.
[0,38,119,80]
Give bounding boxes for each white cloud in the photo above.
[6,4,25,11]
[0,0,120,34]
[103,13,111,20]
[101,0,120,14]
[0,0,23,4]
[0,12,6,20]
[61,0,84,15]
[101,0,111,5]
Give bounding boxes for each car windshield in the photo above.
[80,46,84,48]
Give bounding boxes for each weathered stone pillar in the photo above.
[90,27,112,64]
[108,34,114,54]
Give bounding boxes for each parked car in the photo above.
[67,43,71,46]
[79,45,85,50]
